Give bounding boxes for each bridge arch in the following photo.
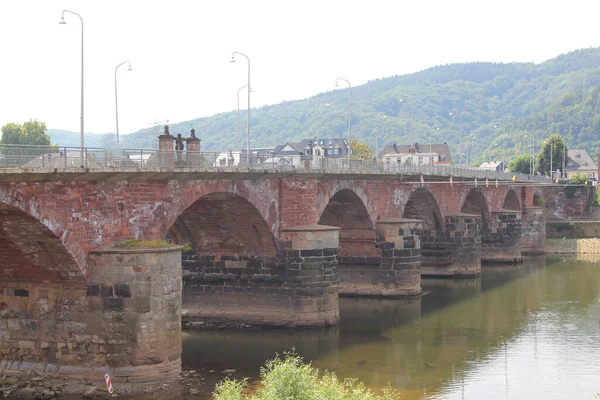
[167,192,277,258]
[0,203,84,283]
[503,189,521,211]
[402,187,443,235]
[318,188,376,258]
[461,188,490,232]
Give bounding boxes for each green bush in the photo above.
[213,351,399,400]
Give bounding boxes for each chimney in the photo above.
[393,143,398,153]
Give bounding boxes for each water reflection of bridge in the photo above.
[180,257,599,397]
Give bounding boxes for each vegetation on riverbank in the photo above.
[213,351,399,400]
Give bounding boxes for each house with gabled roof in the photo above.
[566,149,597,179]
[378,143,452,164]
[273,137,350,158]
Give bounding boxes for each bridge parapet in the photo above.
[0,144,552,183]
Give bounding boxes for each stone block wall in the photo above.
[182,224,340,327]
[547,221,600,238]
[521,206,546,255]
[481,211,523,263]
[0,282,89,371]
[546,238,600,254]
[541,185,595,220]
[0,246,182,382]
[338,219,422,297]
[421,214,481,277]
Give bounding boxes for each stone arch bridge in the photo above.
[0,170,589,382]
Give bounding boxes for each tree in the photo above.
[535,134,567,177]
[1,120,51,145]
[507,153,532,174]
[349,139,373,160]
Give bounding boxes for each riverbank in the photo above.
[0,366,226,399]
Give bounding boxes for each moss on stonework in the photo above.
[114,239,175,249]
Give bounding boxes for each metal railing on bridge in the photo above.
[0,144,552,183]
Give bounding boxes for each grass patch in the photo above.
[114,239,175,249]
[213,350,399,400]
[0,378,18,386]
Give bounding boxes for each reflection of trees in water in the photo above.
[314,259,600,397]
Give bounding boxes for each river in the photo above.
[178,256,600,399]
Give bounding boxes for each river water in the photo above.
[181,256,600,399]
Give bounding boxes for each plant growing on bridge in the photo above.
[114,239,174,248]
[213,351,399,400]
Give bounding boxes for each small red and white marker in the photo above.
[104,373,114,394]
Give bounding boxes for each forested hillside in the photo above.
[49,47,600,166]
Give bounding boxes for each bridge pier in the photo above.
[338,218,422,297]
[421,214,481,277]
[521,206,547,255]
[0,246,182,382]
[182,224,340,327]
[481,211,523,263]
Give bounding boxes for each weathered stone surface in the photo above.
[0,247,182,382]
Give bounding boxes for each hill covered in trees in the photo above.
[50,47,600,166]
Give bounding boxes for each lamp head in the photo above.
[334,81,339,87]
[59,17,66,24]
[230,55,236,63]
[399,98,404,102]
[127,63,133,71]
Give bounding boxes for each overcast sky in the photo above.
[1,0,599,137]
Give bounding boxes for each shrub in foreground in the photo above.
[213,351,399,400]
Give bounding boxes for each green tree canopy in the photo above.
[535,134,567,177]
[508,153,532,174]
[349,139,373,160]
[1,120,51,146]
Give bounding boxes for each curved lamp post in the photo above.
[59,9,84,167]
[237,84,249,156]
[449,110,463,166]
[399,97,416,164]
[335,78,351,164]
[376,112,386,160]
[114,61,132,146]
[231,52,250,164]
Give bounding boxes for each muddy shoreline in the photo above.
[0,366,233,399]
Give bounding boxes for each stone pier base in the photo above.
[522,206,546,255]
[338,218,422,297]
[182,224,340,327]
[421,214,481,277]
[481,211,523,264]
[0,246,183,383]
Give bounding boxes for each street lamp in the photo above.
[376,112,387,160]
[237,84,249,157]
[449,110,463,166]
[114,61,132,146]
[335,78,351,164]
[231,51,250,164]
[398,96,416,165]
[315,101,329,149]
[59,9,84,167]
[399,98,415,148]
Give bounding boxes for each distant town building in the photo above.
[378,143,452,165]
[273,138,350,158]
[565,149,597,179]
[478,161,505,171]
